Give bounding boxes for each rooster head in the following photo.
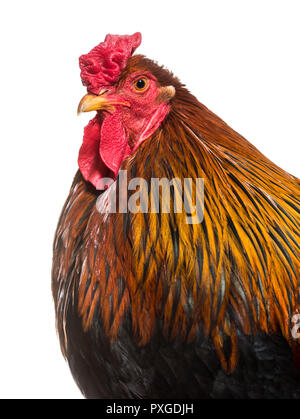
[77,33,176,189]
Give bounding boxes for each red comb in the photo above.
[79,32,142,95]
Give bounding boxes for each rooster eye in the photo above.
[134,77,148,92]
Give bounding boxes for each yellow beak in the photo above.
[77,93,131,115]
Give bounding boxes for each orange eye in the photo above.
[133,77,148,92]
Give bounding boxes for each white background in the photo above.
[0,0,299,398]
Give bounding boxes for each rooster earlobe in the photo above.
[157,85,176,103]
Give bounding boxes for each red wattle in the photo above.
[78,115,111,189]
[78,112,132,189]
[78,103,171,190]
[100,111,132,178]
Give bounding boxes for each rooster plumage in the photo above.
[52,34,300,398]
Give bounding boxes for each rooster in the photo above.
[52,32,300,398]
